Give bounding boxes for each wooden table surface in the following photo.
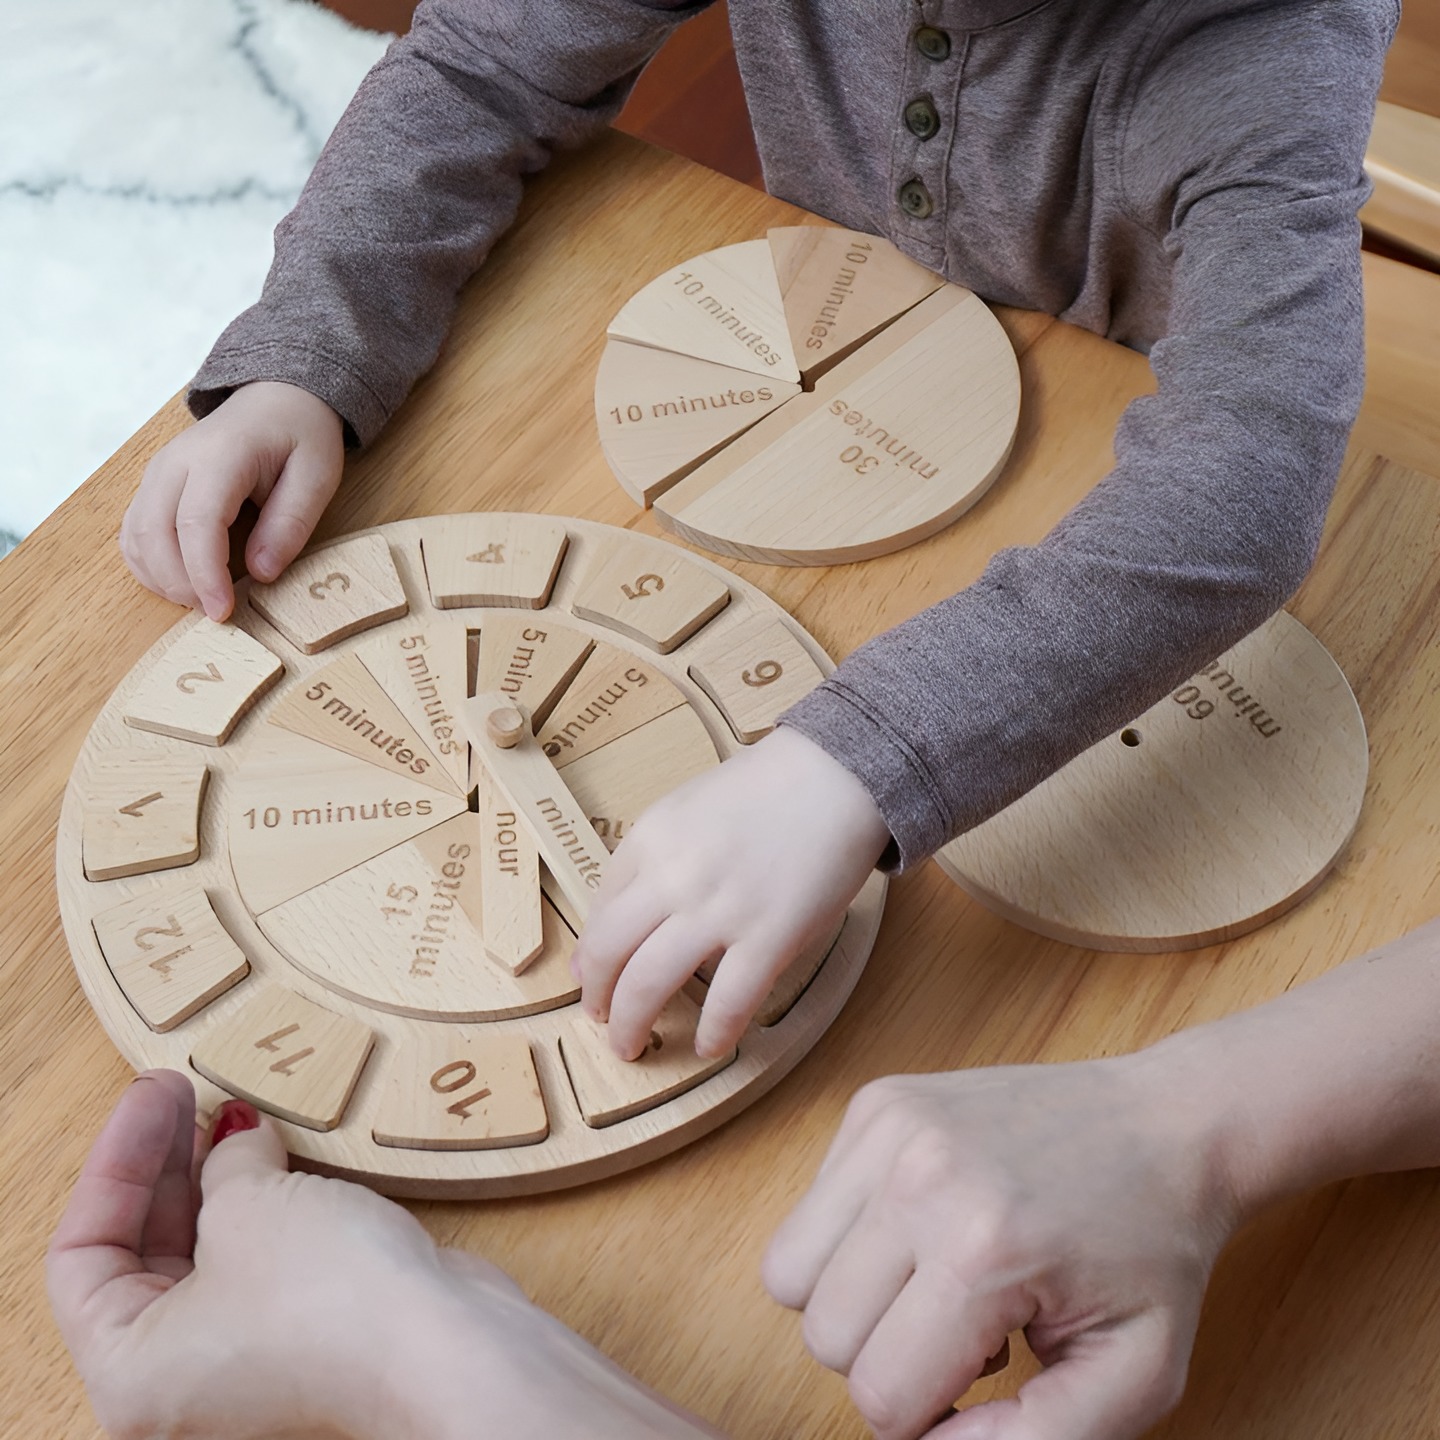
[5,130,1440,1438]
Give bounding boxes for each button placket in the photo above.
[889,10,963,261]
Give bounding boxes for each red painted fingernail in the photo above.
[211,1099,260,1145]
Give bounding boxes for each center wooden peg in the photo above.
[486,707,525,749]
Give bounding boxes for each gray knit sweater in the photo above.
[191,0,1395,870]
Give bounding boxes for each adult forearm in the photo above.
[1137,916,1440,1222]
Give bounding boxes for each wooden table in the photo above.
[4,130,1440,1438]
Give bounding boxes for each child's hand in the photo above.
[120,381,344,621]
[761,1056,1238,1440]
[48,1070,726,1440]
[573,726,891,1060]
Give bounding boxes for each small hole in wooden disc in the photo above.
[1120,728,1142,748]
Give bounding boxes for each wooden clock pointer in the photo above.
[462,693,610,926]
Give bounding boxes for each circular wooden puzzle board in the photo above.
[595,228,1021,565]
[937,612,1368,951]
[57,516,887,1198]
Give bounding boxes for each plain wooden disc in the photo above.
[936,612,1368,951]
[57,516,887,1197]
[596,228,1021,566]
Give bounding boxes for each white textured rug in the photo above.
[0,0,391,548]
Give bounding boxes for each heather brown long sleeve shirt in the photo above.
[191,0,1395,869]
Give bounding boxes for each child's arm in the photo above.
[762,916,1440,1440]
[580,2,1394,1055]
[48,1071,725,1440]
[120,0,707,612]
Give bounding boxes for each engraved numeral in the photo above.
[148,945,192,979]
[118,791,163,818]
[269,1048,315,1076]
[308,571,350,600]
[621,574,664,601]
[466,544,506,564]
[430,1061,491,1122]
[176,662,223,693]
[838,445,881,475]
[133,916,184,950]
[742,660,783,687]
[255,1023,301,1052]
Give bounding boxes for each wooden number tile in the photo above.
[475,613,594,730]
[477,764,544,975]
[92,884,250,1032]
[656,285,1020,566]
[557,991,736,1128]
[229,745,467,914]
[82,756,209,882]
[686,613,827,743]
[695,916,844,1027]
[354,623,469,791]
[373,1032,548,1151]
[463,693,609,924]
[422,514,569,610]
[256,822,578,1023]
[596,339,799,506]
[536,642,687,767]
[267,651,459,796]
[564,706,718,852]
[769,226,945,384]
[123,619,284,746]
[191,986,374,1132]
[570,538,730,654]
[607,238,800,382]
[248,533,408,654]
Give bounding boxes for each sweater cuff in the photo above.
[779,679,952,873]
[188,340,393,447]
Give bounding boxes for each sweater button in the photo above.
[898,179,935,218]
[904,97,940,140]
[914,26,952,61]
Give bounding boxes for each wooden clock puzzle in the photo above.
[58,516,887,1197]
[595,227,1022,565]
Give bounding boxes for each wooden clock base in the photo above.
[57,516,887,1197]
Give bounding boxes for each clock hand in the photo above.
[462,693,609,926]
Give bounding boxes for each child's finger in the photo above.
[934,1314,1188,1440]
[175,461,254,622]
[46,1073,191,1331]
[574,882,669,1021]
[121,459,198,607]
[605,916,723,1059]
[245,440,343,583]
[693,940,786,1057]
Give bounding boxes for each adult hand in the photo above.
[48,1070,726,1440]
[573,725,891,1060]
[761,1057,1239,1440]
[119,381,344,621]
